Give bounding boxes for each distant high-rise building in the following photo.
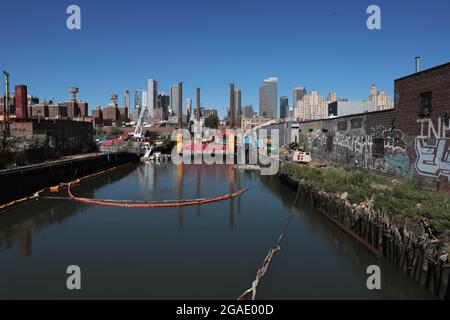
[134,89,144,112]
[123,89,130,112]
[293,86,307,108]
[368,84,394,111]
[259,77,278,118]
[186,98,192,123]
[170,84,180,116]
[280,96,289,119]
[294,90,333,120]
[234,89,242,128]
[229,83,235,128]
[202,108,218,118]
[242,104,256,118]
[148,79,159,122]
[142,91,148,108]
[327,91,337,103]
[179,83,183,127]
[157,93,170,121]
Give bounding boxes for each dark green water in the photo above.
[0,163,435,299]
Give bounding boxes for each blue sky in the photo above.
[1,0,449,117]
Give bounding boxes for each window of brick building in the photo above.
[419,91,432,117]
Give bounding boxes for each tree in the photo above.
[0,129,13,169]
[204,114,219,129]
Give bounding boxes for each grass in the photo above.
[281,162,450,238]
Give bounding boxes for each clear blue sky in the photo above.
[1,0,449,117]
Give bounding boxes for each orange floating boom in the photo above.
[67,182,248,208]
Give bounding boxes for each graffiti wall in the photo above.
[299,110,450,189]
[300,109,414,178]
[414,118,450,187]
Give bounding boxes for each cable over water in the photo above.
[237,183,301,300]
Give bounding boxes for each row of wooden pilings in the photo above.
[280,173,450,299]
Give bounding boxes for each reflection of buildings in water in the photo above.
[236,171,241,216]
[19,229,32,257]
[177,164,184,231]
[196,165,201,217]
[137,163,156,192]
[0,164,137,256]
[228,165,235,230]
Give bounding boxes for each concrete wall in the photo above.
[0,152,139,206]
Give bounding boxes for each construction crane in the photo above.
[130,104,148,139]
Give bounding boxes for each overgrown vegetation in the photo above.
[0,130,58,169]
[282,162,450,237]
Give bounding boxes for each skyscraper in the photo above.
[234,89,242,128]
[186,98,192,123]
[242,104,255,118]
[293,90,333,120]
[170,84,178,114]
[148,79,158,122]
[196,87,201,121]
[134,89,144,110]
[293,86,307,108]
[280,96,289,119]
[229,84,235,128]
[142,91,148,108]
[157,93,170,121]
[123,89,130,112]
[368,84,394,111]
[177,82,183,128]
[259,77,278,118]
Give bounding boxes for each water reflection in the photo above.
[0,163,435,299]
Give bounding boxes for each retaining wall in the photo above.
[0,152,139,206]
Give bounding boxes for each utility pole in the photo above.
[2,71,10,131]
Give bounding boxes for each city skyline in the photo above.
[1,0,449,117]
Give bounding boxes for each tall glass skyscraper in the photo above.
[259,77,278,118]
[280,96,289,118]
[123,89,130,111]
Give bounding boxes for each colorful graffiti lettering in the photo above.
[415,138,450,182]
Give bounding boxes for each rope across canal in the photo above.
[237,183,301,300]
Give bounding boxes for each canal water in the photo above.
[0,163,435,299]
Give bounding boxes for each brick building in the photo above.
[394,62,450,189]
[285,61,450,190]
[118,107,129,122]
[9,119,94,155]
[102,106,119,122]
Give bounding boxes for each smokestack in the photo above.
[15,85,28,120]
[70,87,79,102]
[230,83,235,129]
[110,94,118,107]
[3,71,10,126]
[196,87,201,122]
[415,56,421,73]
[178,82,183,128]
